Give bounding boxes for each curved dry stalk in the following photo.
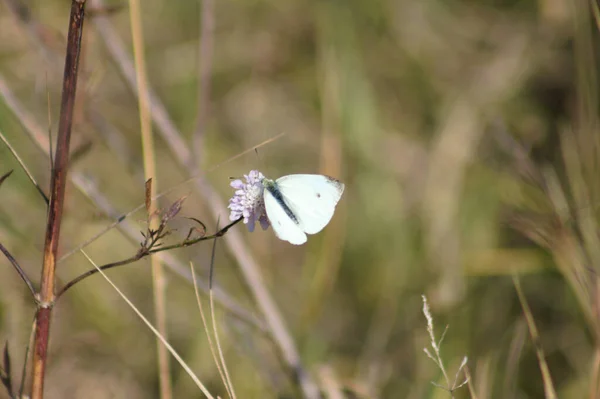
[191,260,234,399]
[207,227,236,399]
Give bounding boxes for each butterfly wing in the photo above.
[275,174,344,235]
[263,188,307,245]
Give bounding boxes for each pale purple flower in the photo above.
[228,170,270,232]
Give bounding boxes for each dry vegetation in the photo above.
[0,0,598,398]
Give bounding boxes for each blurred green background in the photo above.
[0,0,599,398]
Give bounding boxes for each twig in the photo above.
[31,2,86,398]
[56,217,242,298]
[0,242,36,298]
[0,130,49,204]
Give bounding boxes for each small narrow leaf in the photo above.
[3,343,10,376]
[2,343,12,394]
[186,217,207,239]
[0,170,13,189]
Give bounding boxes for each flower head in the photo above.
[228,170,270,232]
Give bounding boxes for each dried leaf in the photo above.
[2,343,9,377]
[145,178,152,214]
[163,196,187,222]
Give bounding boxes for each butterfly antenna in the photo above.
[254,147,269,175]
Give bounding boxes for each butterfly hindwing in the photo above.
[275,174,344,235]
[263,188,308,245]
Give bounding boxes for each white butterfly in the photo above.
[262,174,345,245]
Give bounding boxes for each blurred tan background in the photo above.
[0,0,597,398]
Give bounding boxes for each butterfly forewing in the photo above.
[275,174,345,235]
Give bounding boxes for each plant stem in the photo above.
[30,2,86,398]
[126,0,172,395]
[56,217,242,299]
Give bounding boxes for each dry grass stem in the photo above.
[190,260,235,399]
[80,250,215,398]
[512,276,557,399]
[126,0,172,395]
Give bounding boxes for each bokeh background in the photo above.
[0,0,598,398]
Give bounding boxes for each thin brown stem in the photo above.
[0,242,36,298]
[31,2,86,398]
[56,217,242,298]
